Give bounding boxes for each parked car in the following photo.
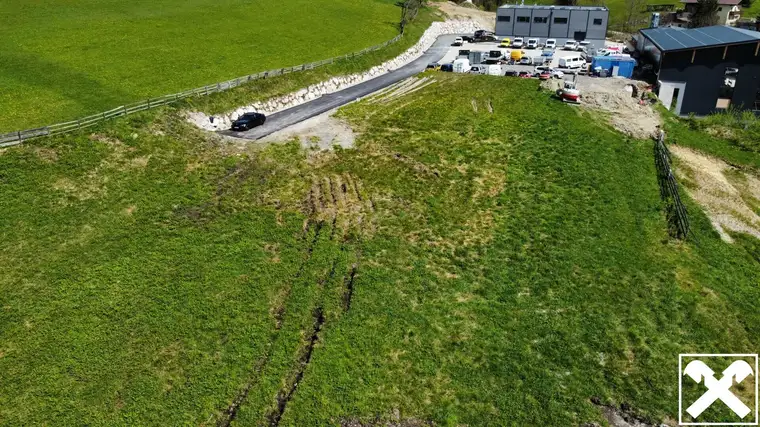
[535,66,564,79]
[473,29,498,42]
[518,71,533,78]
[563,40,578,50]
[545,39,557,49]
[576,41,591,52]
[462,35,474,43]
[469,65,485,74]
[452,37,464,46]
[440,63,454,72]
[426,63,440,70]
[504,70,518,77]
[526,38,539,49]
[231,112,266,131]
[512,37,524,48]
[499,38,511,48]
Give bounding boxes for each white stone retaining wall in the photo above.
[187,20,479,131]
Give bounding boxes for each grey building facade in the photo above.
[495,5,609,49]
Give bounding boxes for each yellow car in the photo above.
[499,38,511,48]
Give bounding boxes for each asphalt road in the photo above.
[221,35,459,141]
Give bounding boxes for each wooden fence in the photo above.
[0,34,403,148]
[654,133,690,239]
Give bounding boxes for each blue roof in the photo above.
[640,25,760,52]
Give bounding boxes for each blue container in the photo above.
[591,56,636,78]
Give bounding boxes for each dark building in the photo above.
[638,26,760,115]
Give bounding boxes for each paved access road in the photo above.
[222,35,459,140]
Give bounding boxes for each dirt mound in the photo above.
[436,1,495,31]
[576,77,660,139]
[670,145,760,242]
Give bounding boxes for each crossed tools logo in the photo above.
[679,354,759,426]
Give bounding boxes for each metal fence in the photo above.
[654,133,690,239]
[0,33,403,148]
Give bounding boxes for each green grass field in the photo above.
[0,0,402,133]
[2,73,760,425]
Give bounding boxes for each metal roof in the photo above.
[640,25,760,52]
[497,4,608,11]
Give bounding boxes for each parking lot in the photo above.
[436,39,628,77]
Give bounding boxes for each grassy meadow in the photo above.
[2,72,760,425]
[0,0,403,132]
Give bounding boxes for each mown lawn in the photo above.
[0,0,402,132]
[2,73,760,425]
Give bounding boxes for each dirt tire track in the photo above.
[342,264,359,312]
[216,219,324,427]
[267,307,325,427]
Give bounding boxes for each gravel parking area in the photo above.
[436,40,628,77]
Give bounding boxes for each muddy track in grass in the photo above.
[216,219,324,427]
[265,180,367,425]
[219,172,369,426]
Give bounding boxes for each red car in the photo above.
[518,71,533,79]
[538,72,552,80]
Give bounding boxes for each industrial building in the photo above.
[495,5,609,49]
[637,25,760,115]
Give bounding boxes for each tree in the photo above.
[739,0,752,9]
[689,0,719,28]
[623,0,648,32]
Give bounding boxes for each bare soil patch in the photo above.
[258,110,356,151]
[543,77,660,138]
[436,1,495,31]
[670,145,760,242]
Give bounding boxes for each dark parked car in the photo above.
[504,70,518,77]
[440,63,453,72]
[231,112,266,131]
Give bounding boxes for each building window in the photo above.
[718,7,723,11]
[716,67,738,109]
[533,16,548,23]
[553,17,568,24]
[593,18,603,25]
[497,15,511,22]
[517,16,530,23]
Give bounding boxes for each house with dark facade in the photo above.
[637,25,760,115]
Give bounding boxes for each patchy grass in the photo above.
[662,107,760,170]
[2,73,760,425]
[0,0,405,132]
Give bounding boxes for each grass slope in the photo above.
[0,0,401,132]
[1,74,760,425]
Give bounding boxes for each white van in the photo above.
[559,56,585,69]
[486,64,502,76]
[453,58,471,73]
[527,38,539,49]
[512,37,524,48]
